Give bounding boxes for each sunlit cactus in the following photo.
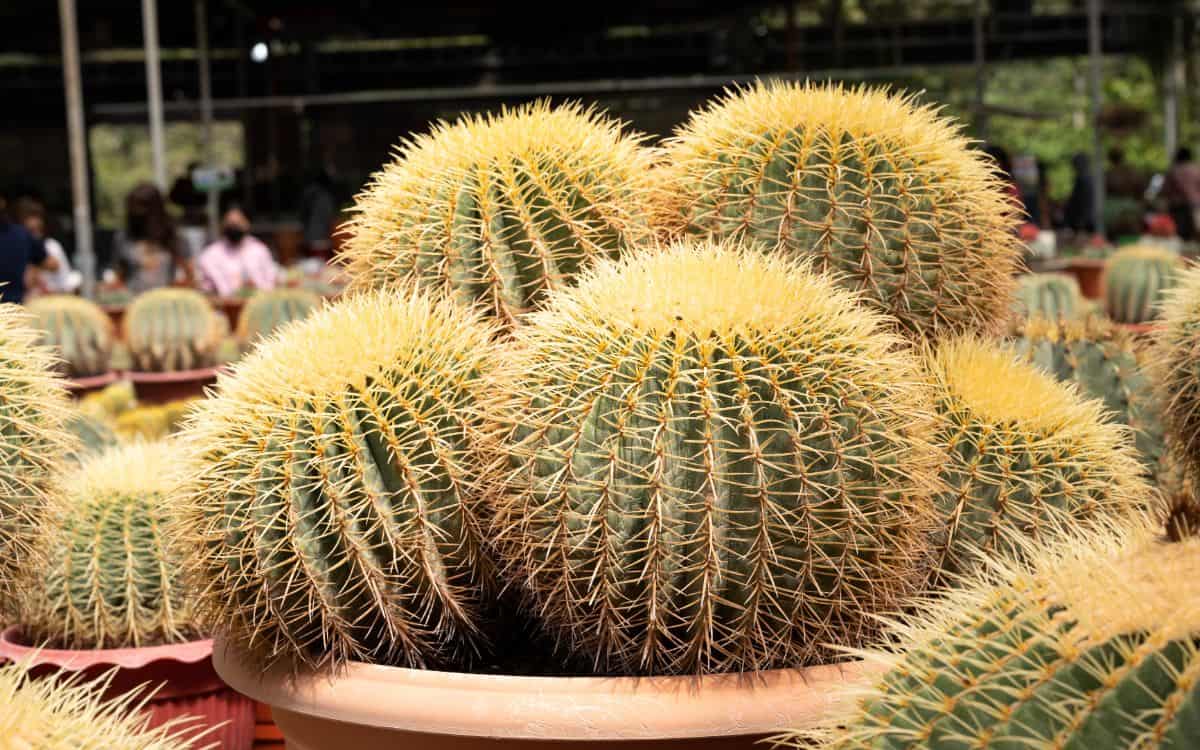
[179,289,503,670]
[0,304,75,609]
[124,288,224,372]
[658,81,1022,340]
[1153,263,1200,479]
[1012,315,1166,478]
[483,240,938,675]
[1105,244,1180,324]
[26,294,115,378]
[14,442,197,649]
[0,659,197,750]
[236,287,321,349]
[114,407,170,442]
[1012,273,1084,322]
[80,379,137,419]
[342,101,657,325]
[925,337,1150,579]
[784,520,1199,750]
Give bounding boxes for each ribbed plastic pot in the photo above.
[65,370,120,396]
[0,626,254,749]
[213,640,877,749]
[128,367,220,404]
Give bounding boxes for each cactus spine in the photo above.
[123,288,224,372]
[343,101,657,325]
[1154,264,1200,478]
[0,304,74,610]
[1012,316,1166,478]
[1013,273,1084,322]
[0,659,197,750]
[789,521,1200,750]
[180,290,502,670]
[658,81,1022,340]
[925,337,1150,579]
[484,241,938,675]
[236,287,320,348]
[1105,245,1180,324]
[27,294,115,378]
[14,442,196,649]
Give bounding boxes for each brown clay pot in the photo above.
[0,626,254,749]
[1059,257,1107,300]
[65,370,120,397]
[214,641,876,749]
[128,367,220,404]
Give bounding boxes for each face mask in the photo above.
[223,226,246,244]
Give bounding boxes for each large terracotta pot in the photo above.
[0,626,254,749]
[65,370,120,396]
[214,641,875,749]
[129,367,220,404]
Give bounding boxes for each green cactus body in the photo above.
[1104,245,1180,324]
[926,338,1149,580]
[27,295,115,378]
[797,525,1200,750]
[659,82,1021,340]
[485,242,937,675]
[0,305,74,609]
[15,442,195,649]
[180,290,502,670]
[344,101,657,325]
[80,379,137,419]
[63,410,118,464]
[1012,316,1166,478]
[1153,265,1200,478]
[124,288,224,372]
[236,288,320,349]
[1013,273,1083,322]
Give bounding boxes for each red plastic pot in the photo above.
[65,370,120,397]
[128,367,220,404]
[0,626,253,749]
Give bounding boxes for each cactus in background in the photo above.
[787,520,1199,750]
[1104,244,1180,323]
[80,379,137,419]
[114,407,170,442]
[925,337,1150,580]
[658,81,1022,340]
[343,101,657,325]
[14,442,196,649]
[0,304,75,608]
[483,241,938,675]
[1012,316,1166,478]
[26,295,115,378]
[0,659,197,750]
[236,287,320,348]
[1154,264,1200,478]
[124,288,224,372]
[1012,273,1083,322]
[64,409,119,464]
[179,290,502,670]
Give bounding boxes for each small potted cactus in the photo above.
[0,442,254,749]
[1011,272,1086,323]
[235,286,321,352]
[123,288,226,403]
[26,294,120,393]
[1104,244,1182,332]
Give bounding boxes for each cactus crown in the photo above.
[26,294,115,378]
[15,442,196,649]
[486,240,938,675]
[343,100,657,324]
[0,659,197,750]
[236,287,321,347]
[124,288,224,372]
[791,521,1200,750]
[660,81,1021,340]
[180,289,502,671]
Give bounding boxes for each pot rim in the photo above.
[127,366,223,384]
[65,370,120,392]
[0,625,213,671]
[213,638,876,741]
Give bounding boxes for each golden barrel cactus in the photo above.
[659,82,1022,340]
[484,240,938,675]
[342,101,657,325]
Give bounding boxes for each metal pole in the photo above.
[1087,0,1106,238]
[142,0,167,190]
[196,0,218,241]
[974,0,988,139]
[1166,12,1183,159]
[58,0,95,298]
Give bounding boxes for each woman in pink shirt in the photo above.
[197,206,278,297]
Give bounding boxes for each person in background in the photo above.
[114,182,191,292]
[299,168,337,259]
[1064,153,1097,234]
[14,198,78,294]
[1106,146,1143,200]
[0,190,57,304]
[197,206,277,298]
[1163,146,1200,241]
